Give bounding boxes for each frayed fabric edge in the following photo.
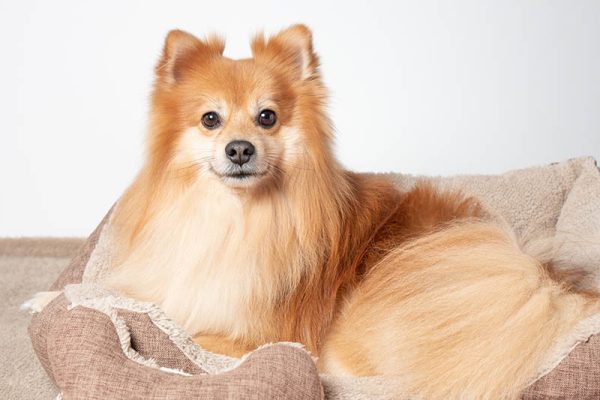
[63,283,310,376]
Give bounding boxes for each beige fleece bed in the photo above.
[28,157,600,399]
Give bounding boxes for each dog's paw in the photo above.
[20,291,62,313]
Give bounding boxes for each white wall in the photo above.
[1,0,599,236]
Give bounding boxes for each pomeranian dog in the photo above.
[92,25,598,398]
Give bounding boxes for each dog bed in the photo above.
[28,157,600,399]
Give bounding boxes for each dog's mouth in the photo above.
[209,165,268,183]
[223,171,264,179]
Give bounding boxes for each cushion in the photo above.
[29,157,600,399]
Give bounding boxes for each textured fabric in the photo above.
[0,237,84,258]
[0,243,73,400]
[31,298,322,400]
[119,310,206,375]
[523,335,600,399]
[50,205,113,291]
[27,157,600,399]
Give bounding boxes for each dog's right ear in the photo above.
[251,24,318,81]
[156,30,225,85]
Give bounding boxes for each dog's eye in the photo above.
[257,109,277,128]
[201,112,221,129]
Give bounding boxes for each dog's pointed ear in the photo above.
[251,24,317,81]
[156,29,225,85]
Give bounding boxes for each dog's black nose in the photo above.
[225,140,255,166]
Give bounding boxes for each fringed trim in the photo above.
[63,283,311,375]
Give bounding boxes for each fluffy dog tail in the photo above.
[319,221,600,400]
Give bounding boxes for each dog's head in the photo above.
[149,25,330,191]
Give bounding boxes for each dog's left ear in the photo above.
[251,24,317,81]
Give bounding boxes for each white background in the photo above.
[1,0,599,236]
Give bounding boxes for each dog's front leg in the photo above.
[192,333,256,358]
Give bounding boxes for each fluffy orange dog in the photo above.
[103,25,599,399]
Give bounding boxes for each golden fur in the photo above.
[103,25,600,399]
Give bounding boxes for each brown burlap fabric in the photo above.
[523,334,600,399]
[49,206,113,291]
[30,297,321,399]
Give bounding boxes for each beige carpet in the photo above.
[0,238,84,400]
